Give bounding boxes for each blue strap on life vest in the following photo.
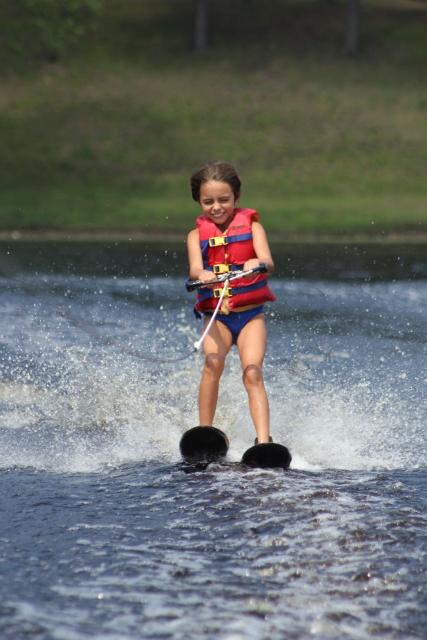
[200,232,252,253]
[196,278,268,302]
[226,279,268,296]
[193,278,268,318]
[206,264,243,273]
[200,232,253,268]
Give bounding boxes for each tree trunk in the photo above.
[194,0,209,53]
[345,0,361,56]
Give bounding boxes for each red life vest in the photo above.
[194,208,276,316]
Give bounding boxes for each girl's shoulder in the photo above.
[187,227,199,243]
[233,207,260,225]
[251,220,267,234]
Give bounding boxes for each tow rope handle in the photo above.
[185,263,268,292]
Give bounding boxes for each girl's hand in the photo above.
[243,259,261,273]
[198,269,217,283]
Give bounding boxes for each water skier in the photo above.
[187,161,276,445]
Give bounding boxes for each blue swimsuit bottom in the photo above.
[204,305,264,344]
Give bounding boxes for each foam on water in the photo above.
[1,262,427,640]
[0,347,425,474]
[0,273,426,474]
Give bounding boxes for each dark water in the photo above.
[0,242,426,639]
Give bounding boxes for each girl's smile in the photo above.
[199,180,237,227]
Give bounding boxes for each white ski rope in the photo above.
[193,277,229,352]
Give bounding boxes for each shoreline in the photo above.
[1,228,427,244]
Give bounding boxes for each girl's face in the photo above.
[199,180,237,227]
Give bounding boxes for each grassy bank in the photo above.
[0,0,426,235]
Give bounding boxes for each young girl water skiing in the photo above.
[187,161,276,445]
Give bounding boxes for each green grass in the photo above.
[0,0,426,235]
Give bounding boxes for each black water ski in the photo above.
[180,426,229,464]
[241,443,292,469]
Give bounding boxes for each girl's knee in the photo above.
[242,364,263,387]
[204,353,225,377]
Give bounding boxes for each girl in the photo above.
[187,161,276,445]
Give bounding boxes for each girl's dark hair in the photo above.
[190,161,241,202]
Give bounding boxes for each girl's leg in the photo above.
[236,314,270,443]
[198,318,233,425]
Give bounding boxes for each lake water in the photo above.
[0,241,426,640]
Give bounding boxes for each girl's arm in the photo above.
[244,222,275,274]
[187,228,214,282]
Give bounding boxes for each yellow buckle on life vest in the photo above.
[213,263,231,275]
[208,236,228,247]
[213,287,232,298]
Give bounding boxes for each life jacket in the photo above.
[194,208,276,316]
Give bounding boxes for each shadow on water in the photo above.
[0,240,426,281]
